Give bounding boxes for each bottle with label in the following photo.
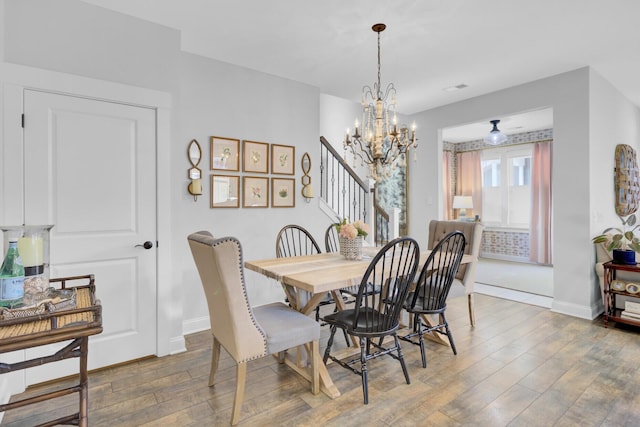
[0,239,25,307]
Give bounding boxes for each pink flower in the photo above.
[353,220,370,236]
[339,223,358,239]
[335,218,370,239]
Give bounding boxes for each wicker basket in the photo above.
[339,235,363,260]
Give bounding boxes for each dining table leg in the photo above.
[290,291,341,398]
[419,313,451,347]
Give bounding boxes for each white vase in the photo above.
[339,235,363,260]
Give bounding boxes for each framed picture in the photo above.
[210,175,240,208]
[271,144,295,175]
[271,178,295,208]
[210,136,240,171]
[243,176,269,208]
[242,140,269,174]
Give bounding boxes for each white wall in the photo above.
[0,0,337,339]
[176,52,329,331]
[0,0,4,62]
[4,0,180,94]
[320,94,358,152]
[589,70,640,234]
[589,69,640,304]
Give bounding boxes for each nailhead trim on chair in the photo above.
[211,236,269,362]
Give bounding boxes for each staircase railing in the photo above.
[319,136,370,225]
[373,196,390,246]
[320,136,392,245]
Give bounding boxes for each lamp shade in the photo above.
[452,196,473,209]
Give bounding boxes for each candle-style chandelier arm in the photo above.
[344,135,375,164]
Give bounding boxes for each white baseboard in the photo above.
[182,316,211,336]
[551,299,601,320]
[480,252,530,263]
[168,335,187,355]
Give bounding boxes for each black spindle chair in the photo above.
[276,224,322,258]
[400,231,466,368]
[324,223,340,253]
[322,237,420,404]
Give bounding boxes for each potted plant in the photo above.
[592,214,640,264]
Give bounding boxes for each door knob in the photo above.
[135,241,153,249]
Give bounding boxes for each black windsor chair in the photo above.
[322,237,420,404]
[399,231,466,368]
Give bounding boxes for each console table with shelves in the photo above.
[603,261,640,328]
[0,275,102,427]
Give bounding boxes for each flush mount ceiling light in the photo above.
[343,23,417,182]
[483,119,508,145]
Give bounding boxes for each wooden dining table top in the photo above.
[245,247,474,295]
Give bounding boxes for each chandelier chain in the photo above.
[377,30,382,99]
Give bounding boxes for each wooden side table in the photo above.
[603,261,640,328]
[0,275,102,427]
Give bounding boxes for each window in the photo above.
[481,145,532,228]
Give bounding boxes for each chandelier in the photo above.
[343,23,417,182]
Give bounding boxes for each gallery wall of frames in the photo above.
[209,136,295,208]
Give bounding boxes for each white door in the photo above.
[22,89,157,384]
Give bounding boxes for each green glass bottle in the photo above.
[0,239,25,307]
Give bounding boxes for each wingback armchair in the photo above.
[188,231,320,425]
[427,220,484,326]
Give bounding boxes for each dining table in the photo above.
[245,245,474,398]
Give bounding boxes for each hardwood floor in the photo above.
[4,293,640,426]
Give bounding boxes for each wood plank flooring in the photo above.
[3,293,640,426]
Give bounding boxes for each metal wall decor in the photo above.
[615,144,640,216]
[187,139,203,201]
[301,152,312,202]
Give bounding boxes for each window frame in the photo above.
[480,144,533,229]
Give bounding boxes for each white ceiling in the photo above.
[81,0,640,140]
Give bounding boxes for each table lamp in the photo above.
[452,196,473,220]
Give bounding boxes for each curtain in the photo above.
[443,151,453,219]
[530,141,552,264]
[455,151,482,219]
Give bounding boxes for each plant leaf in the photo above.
[628,215,637,226]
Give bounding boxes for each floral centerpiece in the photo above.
[334,219,370,260]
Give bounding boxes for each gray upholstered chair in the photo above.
[188,231,320,425]
[427,220,484,326]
